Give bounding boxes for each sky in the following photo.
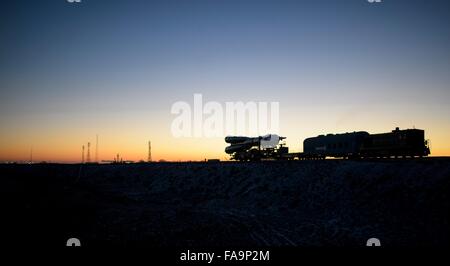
[0,0,449,162]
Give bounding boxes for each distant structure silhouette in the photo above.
[95,134,99,163]
[81,145,85,163]
[148,141,152,162]
[87,142,91,163]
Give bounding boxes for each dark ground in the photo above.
[2,159,449,248]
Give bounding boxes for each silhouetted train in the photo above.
[225,128,430,161]
[303,127,430,159]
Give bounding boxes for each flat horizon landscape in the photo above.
[3,159,449,247]
[2,156,450,164]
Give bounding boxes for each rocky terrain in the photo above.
[2,159,449,247]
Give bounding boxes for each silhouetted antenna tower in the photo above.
[148,141,152,162]
[95,134,98,162]
[82,145,85,163]
[87,142,91,163]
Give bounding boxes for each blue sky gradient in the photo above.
[1,0,449,161]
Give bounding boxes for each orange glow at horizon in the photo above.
[1,112,449,163]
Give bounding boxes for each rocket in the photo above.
[224,134,285,154]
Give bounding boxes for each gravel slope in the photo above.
[2,159,449,247]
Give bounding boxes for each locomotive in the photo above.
[225,128,430,161]
[303,127,430,159]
